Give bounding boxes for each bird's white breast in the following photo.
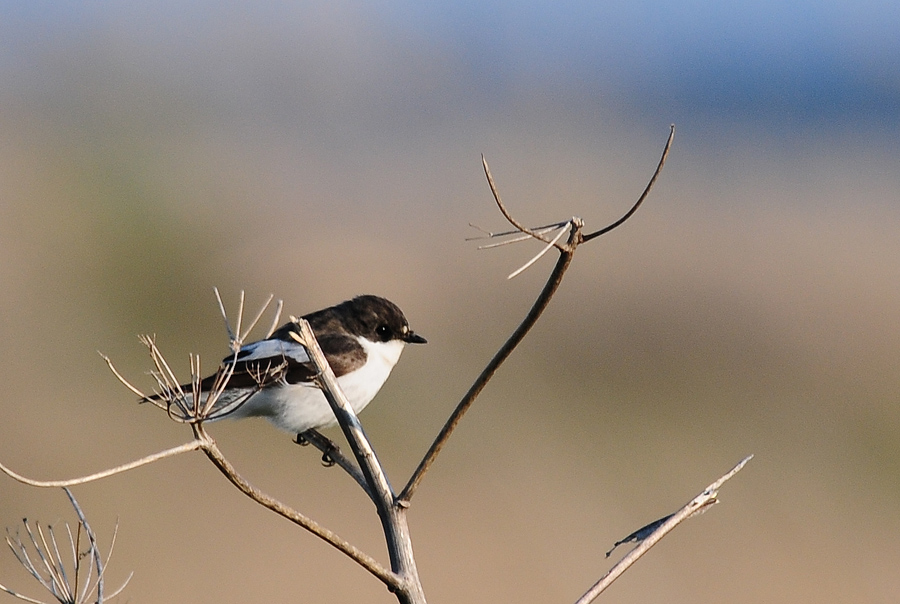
[227,337,406,433]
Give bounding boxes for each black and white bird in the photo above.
[172,295,425,434]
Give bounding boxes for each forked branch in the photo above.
[400,126,675,503]
[399,225,579,502]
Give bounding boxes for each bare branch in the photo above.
[291,322,426,603]
[400,221,582,503]
[574,454,753,604]
[290,324,393,502]
[0,442,202,488]
[191,425,401,592]
[581,124,675,243]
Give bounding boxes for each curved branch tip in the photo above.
[582,124,675,243]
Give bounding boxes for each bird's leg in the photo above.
[296,429,340,467]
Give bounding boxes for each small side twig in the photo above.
[574,454,753,604]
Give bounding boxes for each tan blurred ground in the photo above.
[1,17,899,604]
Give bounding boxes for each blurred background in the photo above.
[1,1,898,602]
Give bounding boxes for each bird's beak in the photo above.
[404,331,427,344]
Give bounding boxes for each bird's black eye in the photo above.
[375,324,392,341]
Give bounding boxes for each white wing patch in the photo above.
[226,338,311,364]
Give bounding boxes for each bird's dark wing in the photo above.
[197,329,368,391]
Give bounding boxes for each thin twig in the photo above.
[63,489,102,603]
[0,582,46,604]
[142,335,187,406]
[468,221,570,247]
[581,124,675,243]
[0,442,202,488]
[33,526,66,600]
[45,528,68,599]
[233,291,246,348]
[574,454,753,604]
[214,287,237,348]
[239,294,275,344]
[265,299,285,338]
[507,223,570,279]
[482,155,569,251]
[98,353,146,400]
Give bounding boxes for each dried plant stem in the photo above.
[400,223,580,503]
[0,442,202,488]
[191,423,403,592]
[1,488,131,604]
[574,455,753,604]
[62,488,103,602]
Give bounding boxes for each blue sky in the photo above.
[2,0,897,130]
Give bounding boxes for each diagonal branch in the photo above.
[400,221,581,503]
[574,454,753,604]
[290,323,395,506]
[192,423,403,592]
[291,321,426,604]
